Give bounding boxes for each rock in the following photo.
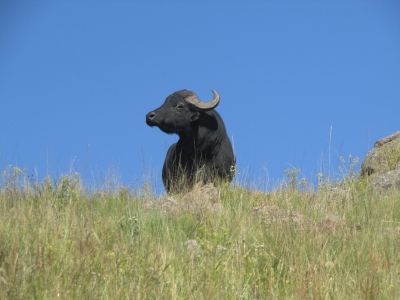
[181,182,218,203]
[360,147,384,176]
[371,169,400,191]
[317,215,347,234]
[361,131,400,176]
[373,131,400,147]
[253,207,352,234]
[360,131,400,191]
[180,182,223,214]
[144,182,224,214]
[159,197,179,212]
[252,205,313,227]
[324,261,335,269]
[143,196,179,213]
[183,239,202,256]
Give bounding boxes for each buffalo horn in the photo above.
[184,90,220,111]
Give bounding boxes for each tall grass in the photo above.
[0,165,400,299]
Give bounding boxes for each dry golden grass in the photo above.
[1,166,400,299]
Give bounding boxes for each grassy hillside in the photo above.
[1,166,400,299]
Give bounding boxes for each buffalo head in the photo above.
[146,90,220,135]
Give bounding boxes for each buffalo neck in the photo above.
[177,111,222,156]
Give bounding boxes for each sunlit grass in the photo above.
[1,165,400,299]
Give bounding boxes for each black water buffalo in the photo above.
[146,89,235,192]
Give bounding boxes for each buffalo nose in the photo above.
[147,112,155,120]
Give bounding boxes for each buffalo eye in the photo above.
[175,103,184,109]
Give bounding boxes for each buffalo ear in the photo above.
[190,112,201,122]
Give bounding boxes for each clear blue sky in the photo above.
[1,1,399,192]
